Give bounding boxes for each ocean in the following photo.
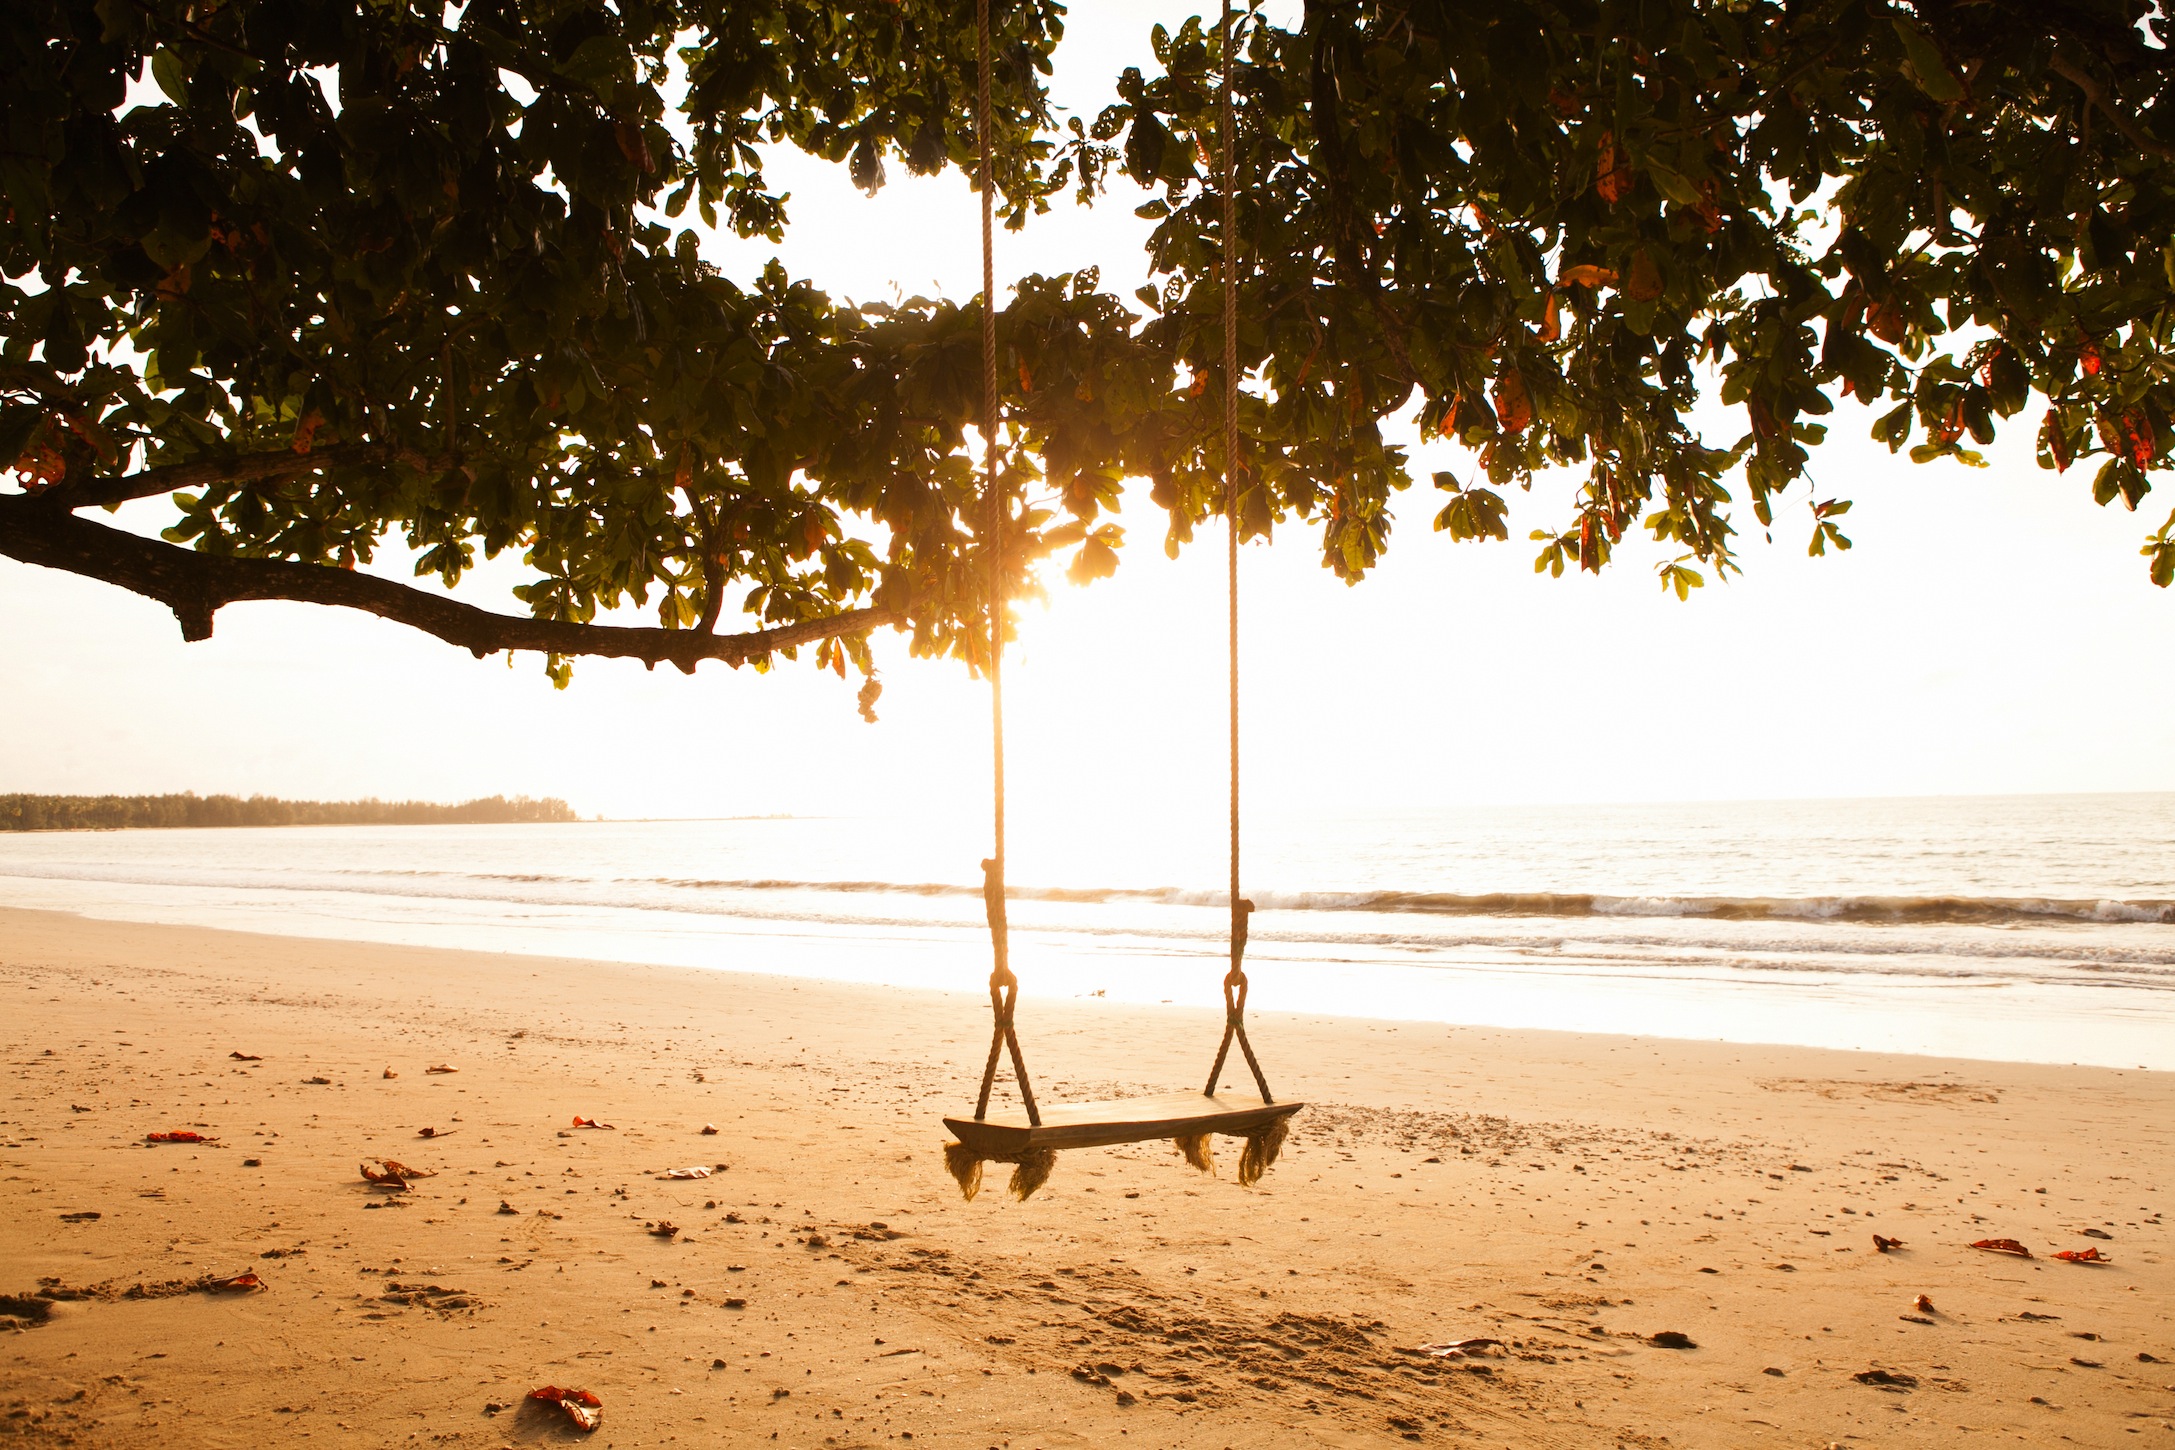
[1,793,2169,1070]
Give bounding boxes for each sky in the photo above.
[4,2,2173,829]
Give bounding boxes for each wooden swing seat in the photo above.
[944,1090,1304,1156]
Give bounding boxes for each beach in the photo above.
[2,904,2169,1448]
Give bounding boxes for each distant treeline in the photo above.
[0,792,578,832]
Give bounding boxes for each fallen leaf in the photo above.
[146,1131,215,1144]
[1648,1331,1697,1349]
[1855,1367,1917,1388]
[1914,1294,1935,1314]
[383,1067,397,1079]
[528,1385,602,1432]
[425,1064,457,1074]
[1971,1238,2032,1258]
[700,1123,719,1135]
[1873,1234,1903,1253]
[228,1052,262,1061]
[2053,1247,2111,1264]
[205,1272,263,1293]
[416,1126,452,1138]
[649,1221,681,1238]
[659,1166,712,1180]
[571,1116,615,1130]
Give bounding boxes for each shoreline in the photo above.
[2,905,2170,1447]
[4,870,2171,1072]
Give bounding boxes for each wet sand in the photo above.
[1,904,2170,1448]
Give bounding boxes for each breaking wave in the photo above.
[646,877,2175,928]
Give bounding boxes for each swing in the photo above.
[942,0,1302,1202]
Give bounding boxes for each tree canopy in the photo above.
[5,0,2173,704]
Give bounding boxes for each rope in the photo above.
[1205,0,1273,1107]
[973,0,1038,1129]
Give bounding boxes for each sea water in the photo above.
[1,793,2169,1070]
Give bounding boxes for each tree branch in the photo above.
[2047,53,2175,160]
[0,493,896,672]
[53,443,430,511]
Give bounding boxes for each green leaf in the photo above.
[151,47,189,106]
[1891,19,1963,104]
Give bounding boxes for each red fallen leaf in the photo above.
[650,1221,681,1238]
[571,1116,616,1130]
[425,1063,457,1074]
[227,1052,262,1062]
[1914,1294,1935,1314]
[2054,1247,2111,1264]
[205,1272,263,1292]
[360,1162,410,1187]
[383,1067,397,1079]
[1873,1234,1903,1253]
[1971,1238,2033,1258]
[528,1386,603,1432]
[416,1126,453,1138]
[379,1159,433,1179]
[146,1131,215,1144]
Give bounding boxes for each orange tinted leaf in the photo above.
[1867,298,1906,345]
[1559,264,1616,289]
[1492,369,1532,433]
[1595,133,1633,203]
[1969,1237,2032,1258]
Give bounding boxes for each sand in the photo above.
[0,904,2170,1449]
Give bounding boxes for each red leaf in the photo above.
[529,1386,603,1432]
[146,1131,214,1144]
[1492,369,1532,434]
[1970,1237,2032,1258]
[2042,409,2073,472]
[2053,1247,2110,1264]
[1595,133,1633,204]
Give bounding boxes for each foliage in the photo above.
[1102,0,2175,593]
[3,0,2173,697]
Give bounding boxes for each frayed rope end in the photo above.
[1173,1132,1215,1175]
[942,1142,1058,1202]
[1237,1115,1289,1187]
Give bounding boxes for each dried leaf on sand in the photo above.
[145,1131,216,1144]
[1970,1238,2032,1258]
[528,1385,602,1431]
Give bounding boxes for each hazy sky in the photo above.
[6,3,2172,826]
